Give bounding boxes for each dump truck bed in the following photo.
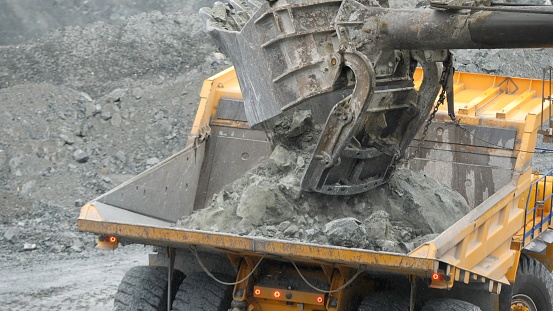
[79,67,553,291]
[79,201,436,276]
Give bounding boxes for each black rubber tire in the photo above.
[358,292,409,311]
[114,266,185,311]
[512,255,553,311]
[171,272,233,311]
[422,298,481,311]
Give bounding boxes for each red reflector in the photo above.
[254,289,261,296]
[316,296,324,304]
[274,290,281,298]
[432,273,444,281]
[109,236,117,243]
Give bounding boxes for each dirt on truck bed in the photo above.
[178,110,470,253]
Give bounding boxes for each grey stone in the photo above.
[23,243,37,251]
[57,111,66,120]
[71,239,84,252]
[75,199,84,207]
[3,227,18,243]
[377,240,401,253]
[353,203,366,214]
[288,110,313,137]
[157,119,172,137]
[8,157,21,175]
[100,110,112,120]
[132,87,143,99]
[365,210,392,241]
[269,145,292,169]
[111,112,122,127]
[79,92,93,102]
[323,218,368,248]
[50,245,65,253]
[296,156,305,169]
[21,180,36,195]
[237,183,293,226]
[236,184,273,225]
[73,149,89,163]
[146,157,160,166]
[284,224,299,237]
[85,101,96,118]
[277,221,291,232]
[465,63,479,73]
[278,175,302,200]
[105,88,126,103]
[481,52,501,72]
[114,151,126,162]
[265,226,278,235]
[386,169,468,234]
[59,133,75,145]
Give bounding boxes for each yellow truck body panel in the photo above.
[79,67,553,297]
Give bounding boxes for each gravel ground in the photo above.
[1,1,553,310]
[0,246,149,311]
[0,1,224,310]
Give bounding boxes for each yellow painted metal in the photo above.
[79,203,103,221]
[429,267,455,290]
[189,67,244,144]
[232,256,260,302]
[413,68,551,124]
[327,271,346,311]
[409,68,553,287]
[78,206,436,275]
[252,286,326,311]
[513,173,553,247]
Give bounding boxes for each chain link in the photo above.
[407,55,453,161]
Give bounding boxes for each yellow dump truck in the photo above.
[79,1,553,310]
[79,65,553,311]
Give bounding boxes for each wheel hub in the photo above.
[512,294,537,311]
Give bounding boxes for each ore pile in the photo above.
[178,110,470,253]
[0,6,231,258]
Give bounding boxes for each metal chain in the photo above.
[406,52,455,161]
[408,80,449,160]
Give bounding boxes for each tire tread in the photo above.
[512,255,553,311]
[114,266,184,311]
[421,298,481,311]
[358,291,409,311]
[172,272,232,311]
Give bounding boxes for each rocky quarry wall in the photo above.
[1,0,552,258]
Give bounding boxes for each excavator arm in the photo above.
[200,0,553,195]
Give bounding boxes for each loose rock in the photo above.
[73,149,89,163]
[324,218,368,248]
[178,110,470,253]
[23,243,37,251]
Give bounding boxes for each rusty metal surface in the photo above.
[202,0,344,125]
[194,125,271,211]
[405,121,517,208]
[216,98,249,122]
[336,1,553,50]
[95,144,205,222]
